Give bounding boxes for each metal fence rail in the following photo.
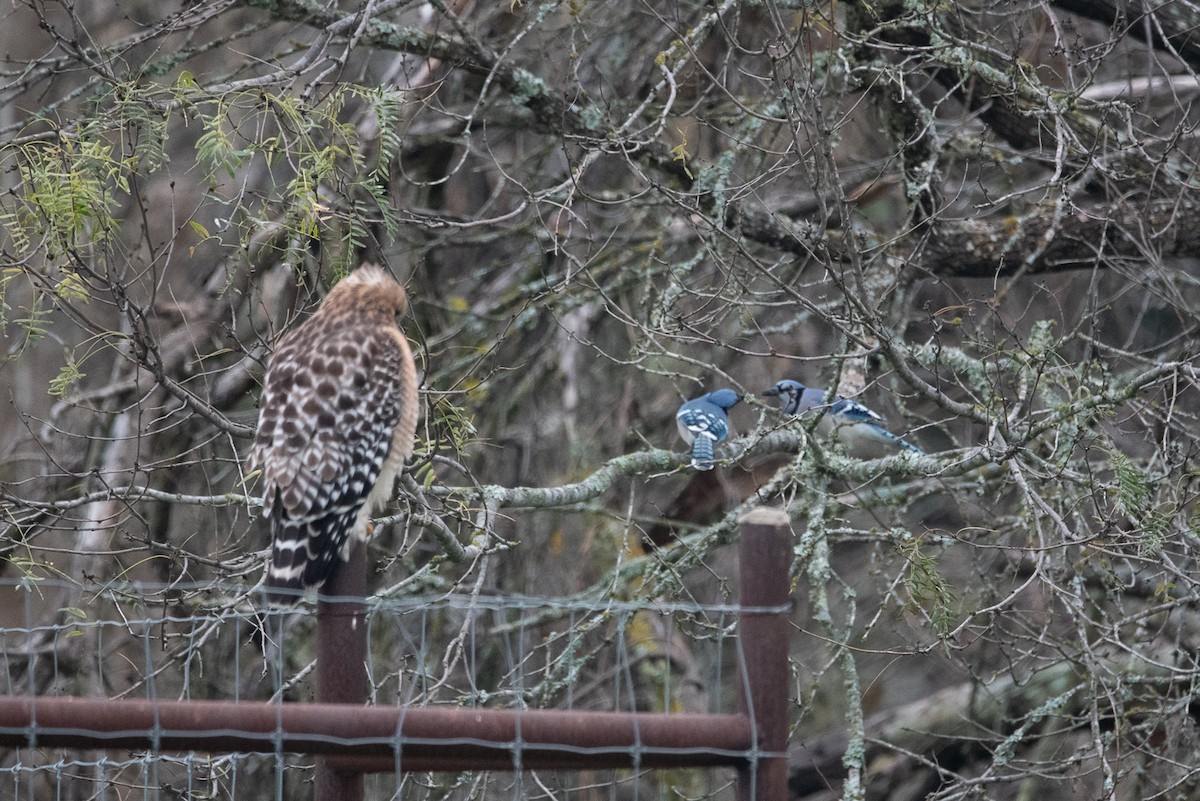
[0,508,792,800]
[0,697,753,769]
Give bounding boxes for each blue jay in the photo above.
[675,389,743,470]
[762,379,924,455]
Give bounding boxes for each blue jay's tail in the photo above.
[880,428,924,455]
[844,420,926,455]
[690,435,716,471]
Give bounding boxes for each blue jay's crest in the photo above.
[676,389,744,470]
[762,379,924,455]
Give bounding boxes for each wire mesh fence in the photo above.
[0,515,790,801]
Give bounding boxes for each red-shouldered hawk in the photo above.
[249,263,419,601]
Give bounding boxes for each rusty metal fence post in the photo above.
[314,538,367,801]
[736,507,792,801]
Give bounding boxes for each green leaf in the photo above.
[1111,450,1149,518]
[188,219,211,239]
[48,355,85,397]
[55,270,89,302]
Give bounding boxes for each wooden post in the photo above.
[736,507,792,801]
[314,539,367,801]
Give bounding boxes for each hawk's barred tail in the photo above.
[264,508,358,604]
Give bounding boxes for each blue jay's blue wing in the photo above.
[675,390,741,470]
[676,406,730,442]
[829,397,886,426]
[676,407,726,471]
